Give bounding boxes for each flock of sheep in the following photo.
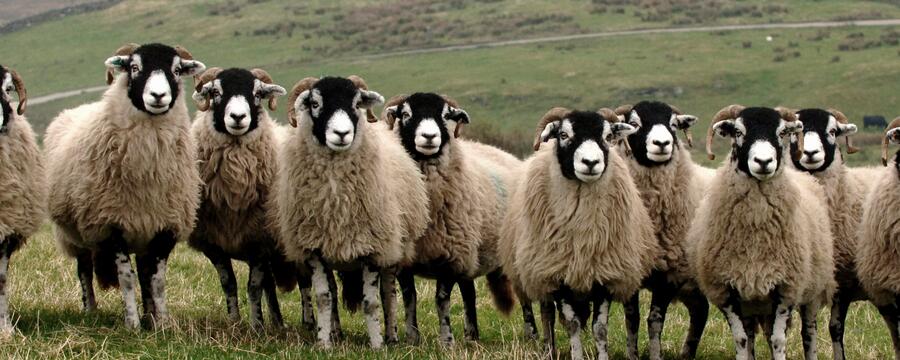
[0,42,899,360]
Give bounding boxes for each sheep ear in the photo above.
[671,114,698,130]
[446,107,469,124]
[178,60,206,77]
[608,123,637,142]
[105,55,130,72]
[540,121,560,143]
[359,90,384,109]
[780,121,804,137]
[836,123,858,137]
[258,82,287,99]
[713,120,737,138]
[888,128,900,144]
[293,89,311,113]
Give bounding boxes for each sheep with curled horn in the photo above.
[46,43,206,329]
[780,106,880,359]
[381,91,521,345]
[610,100,715,360]
[688,104,835,360]
[856,117,900,360]
[273,75,428,349]
[0,65,47,333]
[501,105,660,360]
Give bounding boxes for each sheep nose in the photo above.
[230,113,247,122]
[754,157,773,167]
[333,129,350,140]
[582,159,600,169]
[150,91,166,101]
[803,149,819,158]
[422,133,438,141]
[652,139,671,147]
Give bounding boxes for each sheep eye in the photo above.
[559,132,569,140]
[130,64,139,72]
[310,102,319,109]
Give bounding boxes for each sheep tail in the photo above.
[271,257,298,292]
[486,270,516,315]
[93,249,120,290]
[339,269,364,313]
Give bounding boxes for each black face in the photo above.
[305,77,362,147]
[624,101,682,167]
[0,67,10,131]
[211,69,261,135]
[391,93,469,161]
[715,107,795,179]
[126,44,181,114]
[790,108,839,173]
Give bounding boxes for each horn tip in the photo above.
[707,154,716,161]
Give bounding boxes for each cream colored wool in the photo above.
[47,76,200,255]
[274,118,428,268]
[413,138,521,277]
[689,159,836,308]
[0,112,46,245]
[189,111,280,256]
[506,143,660,301]
[621,146,711,284]
[856,165,900,306]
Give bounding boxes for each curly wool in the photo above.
[622,146,711,285]
[856,166,900,306]
[46,76,201,255]
[189,110,280,258]
[274,119,428,268]
[506,143,660,301]
[0,112,46,248]
[689,159,835,308]
[413,138,521,277]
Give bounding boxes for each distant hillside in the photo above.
[0,0,120,33]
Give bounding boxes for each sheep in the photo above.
[275,75,429,349]
[0,66,46,333]
[45,43,206,329]
[503,107,659,360]
[188,66,308,330]
[856,117,900,359]
[785,107,880,360]
[380,92,519,345]
[689,105,836,360]
[611,101,712,360]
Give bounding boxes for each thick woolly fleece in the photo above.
[621,146,711,285]
[46,76,200,255]
[274,119,429,268]
[0,112,46,248]
[856,165,900,306]
[189,110,280,258]
[505,143,660,301]
[688,158,836,308]
[413,138,521,277]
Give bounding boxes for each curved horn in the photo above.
[106,43,140,85]
[706,104,745,160]
[347,75,378,123]
[598,107,622,123]
[882,117,900,166]
[6,68,27,115]
[828,108,860,154]
[286,77,319,128]
[533,107,571,151]
[191,67,223,112]
[601,107,633,155]
[251,68,279,111]
[380,94,409,130]
[775,106,803,161]
[174,45,194,60]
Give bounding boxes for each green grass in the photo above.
[1,225,896,358]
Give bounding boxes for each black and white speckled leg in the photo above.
[144,231,175,328]
[800,305,818,360]
[362,264,384,349]
[624,292,640,360]
[0,239,11,332]
[680,289,709,359]
[136,255,156,325]
[308,255,333,348]
[325,267,343,341]
[720,296,751,360]
[263,262,284,329]
[648,288,676,360]
[115,251,139,329]
[829,293,850,360]
[398,268,419,345]
[557,293,584,360]
[247,260,265,330]
[458,278,480,341]
[769,302,793,360]
[592,289,612,360]
[540,299,557,358]
[380,267,399,344]
[206,252,239,323]
[300,283,315,330]
[436,277,456,345]
[76,252,97,313]
[517,287,538,341]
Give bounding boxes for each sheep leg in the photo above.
[720,298,752,360]
[298,272,315,330]
[246,260,265,330]
[135,256,156,324]
[769,302,793,360]
[0,239,11,332]
[876,303,900,359]
[680,289,709,359]
[555,291,584,360]
[325,267,343,341]
[459,278,480,341]
[142,231,175,328]
[799,305,818,360]
[741,316,758,360]
[262,262,285,329]
[204,250,239,323]
[113,251,140,328]
[362,263,384,349]
[380,266,399,344]
[308,255,334,348]
[540,299,557,359]
[398,268,420,345]
[623,292,640,360]
[592,288,612,360]
[829,293,851,360]
[648,288,677,360]
[76,252,97,312]
[436,276,456,345]
[517,286,539,340]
